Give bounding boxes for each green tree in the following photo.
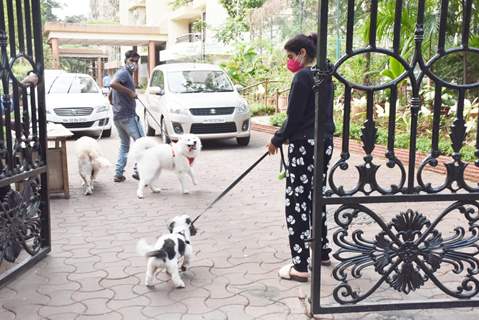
[217,0,266,44]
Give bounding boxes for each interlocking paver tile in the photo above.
[287,313,313,320]
[181,309,227,320]
[217,305,254,320]
[143,312,183,320]
[2,130,475,320]
[116,306,153,320]
[76,312,122,320]
[38,302,87,318]
[199,276,234,299]
[68,270,108,292]
[106,295,151,310]
[99,274,140,288]
[0,287,16,299]
[80,298,111,315]
[244,301,291,319]
[204,294,249,309]
[72,288,115,302]
[42,312,80,320]
[168,285,210,301]
[0,307,16,320]
[142,303,188,317]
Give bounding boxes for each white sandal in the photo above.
[278,264,308,282]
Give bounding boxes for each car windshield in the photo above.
[167,70,234,93]
[48,75,99,94]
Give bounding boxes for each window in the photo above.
[48,75,99,94]
[150,71,164,89]
[167,70,233,94]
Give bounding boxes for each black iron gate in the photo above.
[312,0,479,315]
[0,0,50,285]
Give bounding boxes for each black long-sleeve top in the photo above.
[271,67,335,147]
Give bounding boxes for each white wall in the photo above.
[146,0,170,29]
[119,0,129,25]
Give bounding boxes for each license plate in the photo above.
[203,118,225,124]
[63,117,88,123]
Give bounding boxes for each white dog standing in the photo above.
[130,134,202,199]
[136,215,197,288]
[74,136,112,195]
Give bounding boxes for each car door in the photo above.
[146,70,165,131]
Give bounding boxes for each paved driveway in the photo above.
[1,126,478,319]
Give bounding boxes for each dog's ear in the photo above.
[168,221,175,233]
[189,224,197,236]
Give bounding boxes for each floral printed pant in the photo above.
[285,138,333,272]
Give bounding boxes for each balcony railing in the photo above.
[176,33,202,44]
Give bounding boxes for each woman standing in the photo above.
[267,33,335,282]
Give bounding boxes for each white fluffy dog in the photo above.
[130,134,202,199]
[74,136,111,195]
[136,215,197,288]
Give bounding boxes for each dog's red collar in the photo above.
[170,145,194,166]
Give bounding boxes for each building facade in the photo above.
[118,0,231,64]
[90,0,120,21]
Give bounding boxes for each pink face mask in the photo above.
[287,57,304,73]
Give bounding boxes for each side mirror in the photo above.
[101,87,109,96]
[149,86,165,96]
[234,84,244,93]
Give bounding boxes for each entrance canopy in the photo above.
[44,22,167,46]
[43,23,167,84]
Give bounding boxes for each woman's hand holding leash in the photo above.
[267,143,278,155]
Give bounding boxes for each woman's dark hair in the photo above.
[284,33,318,61]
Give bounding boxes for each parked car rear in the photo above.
[144,63,250,146]
[45,73,113,137]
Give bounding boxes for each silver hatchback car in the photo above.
[144,63,251,146]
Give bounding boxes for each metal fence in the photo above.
[311,0,479,315]
[0,0,50,285]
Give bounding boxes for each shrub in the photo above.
[270,112,287,127]
[250,103,276,116]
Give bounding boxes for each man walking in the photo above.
[110,50,144,182]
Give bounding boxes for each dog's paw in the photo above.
[137,192,144,199]
[175,281,186,289]
[182,190,190,194]
[150,187,161,193]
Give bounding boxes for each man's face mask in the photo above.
[126,60,138,72]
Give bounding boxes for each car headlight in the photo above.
[169,106,187,115]
[237,102,249,113]
[96,105,109,113]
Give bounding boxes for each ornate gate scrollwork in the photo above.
[311,0,479,315]
[0,0,50,285]
[332,202,479,304]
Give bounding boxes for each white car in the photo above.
[45,73,113,137]
[144,63,251,146]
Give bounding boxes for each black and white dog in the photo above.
[136,215,197,288]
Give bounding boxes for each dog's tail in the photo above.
[129,137,159,162]
[136,239,167,260]
[94,156,112,169]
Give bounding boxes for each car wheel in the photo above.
[144,111,156,136]
[236,136,250,146]
[101,129,111,138]
[161,118,171,144]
